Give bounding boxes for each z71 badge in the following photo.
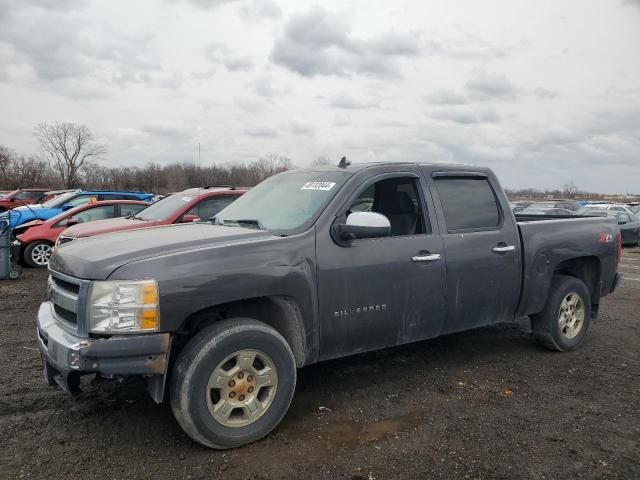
[334,304,387,318]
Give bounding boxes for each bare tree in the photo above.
[0,145,15,183]
[34,122,107,188]
[561,181,579,199]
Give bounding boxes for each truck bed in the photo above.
[514,214,619,318]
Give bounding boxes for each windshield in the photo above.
[132,193,196,221]
[575,205,605,215]
[42,191,78,208]
[216,171,351,234]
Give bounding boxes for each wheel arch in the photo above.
[175,295,308,368]
[553,256,602,316]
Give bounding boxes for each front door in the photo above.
[316,171,446,361]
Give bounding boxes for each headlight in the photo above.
[88,280,160,334]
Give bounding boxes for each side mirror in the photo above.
[181,214,201,223]
[335,212,391,241]
[62,203,74,211]
[618,219,627,225]
[65,218,78,227]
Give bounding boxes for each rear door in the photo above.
[427,171,522,334]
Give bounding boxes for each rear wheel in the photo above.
[170,318,296,449]
[24,240,53,268]
[531,275,592,351]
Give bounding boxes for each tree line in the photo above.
[1,122,294,193]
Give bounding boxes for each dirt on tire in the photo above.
[1,251,639,479]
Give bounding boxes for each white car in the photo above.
[576,203,635,216]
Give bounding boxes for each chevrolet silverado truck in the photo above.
[38,162,622,449]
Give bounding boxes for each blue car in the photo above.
[0,190,154,228]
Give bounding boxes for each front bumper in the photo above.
[37,302,170,393]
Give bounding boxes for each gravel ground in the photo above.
[1,249,639,480]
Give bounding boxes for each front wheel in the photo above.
[24,240,54,268]
[531,275,592,352]
[170,318,297,449]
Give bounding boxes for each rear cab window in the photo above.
[434,177,501,232]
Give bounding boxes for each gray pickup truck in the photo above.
[39,162,621,449]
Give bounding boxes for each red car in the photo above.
[57,186,246,246]
[0,188,51,211]
[14,200,150,268]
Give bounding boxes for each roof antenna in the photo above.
[338,156,350,169]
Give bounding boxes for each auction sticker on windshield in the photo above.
[301,182,336,191]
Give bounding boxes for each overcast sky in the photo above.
[1,0,639,192]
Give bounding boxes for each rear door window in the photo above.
[119,203,147,217]
[434,178,501,232]
[67,194,98,207]
[187,195,238,221]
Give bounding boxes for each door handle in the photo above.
[492,245,516,253]
[411,253,441,262]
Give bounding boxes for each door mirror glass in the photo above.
[337,212,391,240]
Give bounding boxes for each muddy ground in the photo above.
[1,250,639,480]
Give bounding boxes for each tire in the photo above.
[531,275,592,352]
[170,318,297,449]
[24,240,53,268]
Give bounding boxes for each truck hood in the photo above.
[49,223,273,280]
[0,207,62,227]
[62,216,166,238]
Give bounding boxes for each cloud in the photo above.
[166,0,242,9]
[270,6,420,78]
[532,87,558,100]
[329,93,378,109]
[424,32,510,61]
[248,74,283,97]
[430,106,501,125]
[204,43,254,72]
[244,124,279,137]
[290,121,314,136]
[426,89,469,106]
[0,3,177,96]
[239,0,282,20]
[466,72,519,101]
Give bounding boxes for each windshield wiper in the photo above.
[222,219,265,230]
[131,215,148,221]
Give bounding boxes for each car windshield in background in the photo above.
[216,171,351,234]
[575,206,605,215]
[526,202,556,210]
[133,193,196,221]
[42,191,77,208]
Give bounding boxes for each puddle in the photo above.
[322,409,430,445]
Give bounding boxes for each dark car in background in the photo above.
[613,212,640,246]
[509,200,535,213]
[56,186,246,245]
[520,200,581,215]
[519,207,575,216]
[579,210,640,246]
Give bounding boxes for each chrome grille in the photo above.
[48,270,90,337]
